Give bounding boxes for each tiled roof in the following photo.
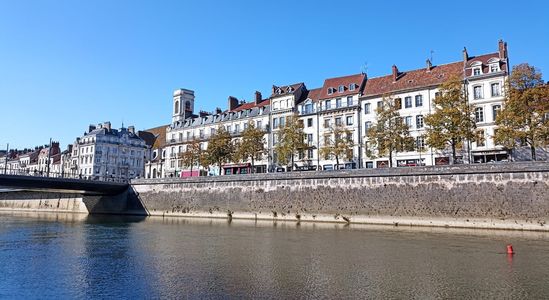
[270,82,305,98]
[465,52,508,76]
[363,62,463,97]
[319,73,367,100]
[230,99,271,112]
[305,88,322,102]
[139,125,168,149]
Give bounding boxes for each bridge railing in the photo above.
[0,169,129,183]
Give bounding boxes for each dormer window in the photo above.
[490,64,500,73]
[349,83,355,91]
[473,68,481,76]
[287,86,293,92]
[327,87,334,95]
[277,88,282,94]
[338,85,345,93]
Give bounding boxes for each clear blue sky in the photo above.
[1,0,548,150]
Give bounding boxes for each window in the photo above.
[475,107,484,123]
[404,96,412,108]
[416,136,425,151]
[273,102,279,110]
[336,98,342,108]
[473,86,483,99]
[324,118,331,128]
[256,120,262,129]
[304,103,313,114]
[338,85,345,93]
[364,121,372,134]
[347,96,353,106]
[234,124,240,133]
[325,100,331,109]
[174,100,179,114]
[227,125,232,132]
[349,83,355,91]
[394,98,402,109]
[243,123,248,130]
[280,116,285,127]
[210,128,216,135]
[273,118,279,129]
[473,68,481,76]
[492,105,501,121]
[415,95,423,107]
[490,64,499,72]
[346,116,353,126]
[476,130,485,147]
[307,134,313,146]
[491,83,501,97]
[328,88,334,95]
[335,117,342,126]
[364,103,371,114]
[307,149,314,159]
[307,118,313,127]
[404,116,412,127]
[377,101,383,110]
[416,115,424,128]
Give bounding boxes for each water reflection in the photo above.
[1,212,549,298]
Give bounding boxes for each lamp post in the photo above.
[3,143,8,175]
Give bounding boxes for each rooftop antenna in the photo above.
[430,50,435,64]
[361,61,368,75]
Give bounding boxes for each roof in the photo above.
[363,62,464,97]
[230,99,271,112]
[139,125,168,149]
[304,88,322,102]
[465,52,508,76]
[269,82,305,98]
[319,73,367,100]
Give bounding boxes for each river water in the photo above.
[1,212,549,299]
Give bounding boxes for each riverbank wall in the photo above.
[131,162,549,231]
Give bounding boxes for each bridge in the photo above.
[0,174,129,196]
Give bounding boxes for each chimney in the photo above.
[255,91,262,104]
[392,65,399,82]
[463,47,469,65]
[426,59,432,71]
[215,107,222,114]
[498,39,508,60]
[128,126,135,134]
[88,124,96,133]
[199,111,210,117]
[228,96,239,111]
[103,121,111,131]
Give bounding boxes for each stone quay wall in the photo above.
[131,162,549,231]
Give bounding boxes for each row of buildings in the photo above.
[143,40,524,178]
[1,40,545,180]
[1,122,148,181]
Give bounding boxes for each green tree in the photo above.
[495,63,549,160]
[205,127,234,175]
[180,138,202,176]
[234,122,267,173]
[365,94,414,167]
[320,124,354,169]
[275,115,307,171]
[424,75,476,163]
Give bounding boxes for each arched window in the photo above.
[174,101,179,114]
[185,101,191,111]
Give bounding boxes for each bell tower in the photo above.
[172,88,195,123]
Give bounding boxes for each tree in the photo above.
[495,63,549,160]
[424,75,476,163]
[275,115,307,171]
[365,94,414,167]
[320,124,354,169]
[180,138,202,176]
[204,127,234,175]
[234,122,267,173]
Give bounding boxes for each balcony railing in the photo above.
[319,100,358,112]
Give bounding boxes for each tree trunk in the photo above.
[335,155,339,170]
[389,150,393,168]
[291,154,294,172]
[451,139,457,164]
[251,156,255,174]
[219,160,222,176]
[531,144,537,161]
[190,163,193,177]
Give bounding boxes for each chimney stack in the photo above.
[255,91,262,104]
[392,65,399,82]
[498,39,508,60]
[215,107,222,114]
[103,121,111,131]
[128,126,135,134]
[426,59,432,71]
[272,85,278,94]
[228,96,239,111]
[463,47,469,66]
[88,124,96,133]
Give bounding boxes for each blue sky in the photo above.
[1,0,548,150]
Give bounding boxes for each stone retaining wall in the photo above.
[131,162,549,231]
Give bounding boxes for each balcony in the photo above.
[319,100,358,112]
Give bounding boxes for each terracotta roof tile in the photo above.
[231,99,271,112]
[139,125,168,149]
[319,73,367,100]
[269,82,305,98]
[363,62,463,97]
[305,88,322,102]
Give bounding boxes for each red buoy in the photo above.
[507,244,515,255]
